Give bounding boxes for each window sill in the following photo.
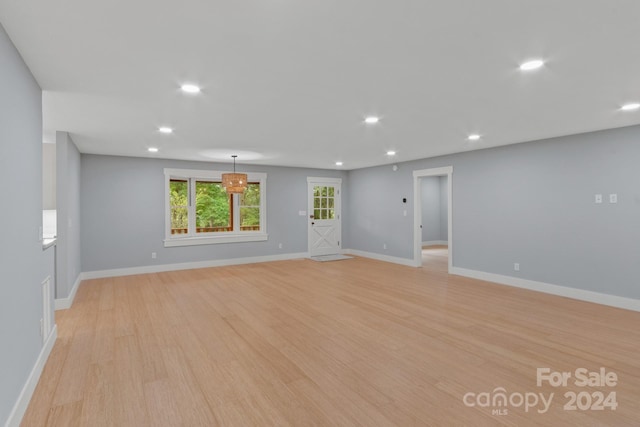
[164,233,268,247]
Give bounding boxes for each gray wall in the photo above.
[81,154,348,271]
[42,143,56,209]
[439,176,448,241]
[420,177,442,243]
[0,23,45,425]
[420,176,448,243]
[55,132,82,298]
[347,163,413,257]
[348,125,640,300]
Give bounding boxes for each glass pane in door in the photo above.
[313,185,336,221]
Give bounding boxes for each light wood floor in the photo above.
[421,245,449,272]
[23,255,640,426]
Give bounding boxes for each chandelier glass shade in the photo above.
[221,155,248,194]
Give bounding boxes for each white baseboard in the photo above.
[344,249,416,267]
[54,274,82,311]
[451,267,640,313]
[422,240,448,247]
[4,325,57,427]
[81,252,309,280]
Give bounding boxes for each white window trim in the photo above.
[164,168,267,247]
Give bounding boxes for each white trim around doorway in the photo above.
[413,166,453,271]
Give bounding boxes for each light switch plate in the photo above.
[609,194,618,204]
[595,194,602,204]
[299,210,306,216]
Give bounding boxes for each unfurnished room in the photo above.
[1,1,640,426]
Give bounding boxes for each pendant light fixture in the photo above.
[221,155,248,194]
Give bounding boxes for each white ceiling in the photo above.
[1,1,640,170]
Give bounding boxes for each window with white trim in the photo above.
[164,168,267,247]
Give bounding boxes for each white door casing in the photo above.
[307,177,342,257]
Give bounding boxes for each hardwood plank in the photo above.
[79,362,115,426]
[143,379,183,427]
[20,340,71,426]
[51,319,95,406]
[45,401,82,427]
[161,346,220,426]
[111,335,150,426]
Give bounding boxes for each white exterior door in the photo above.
[307,177,342,257]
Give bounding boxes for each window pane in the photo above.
[328,198,334,208]
[314,198,320,209]
[321,198,327,208]
[321,186,328,197]
[314,186,321,197]
[328,209,335,219]
[170,180,188,234]
[322,209,328,219]
[195,181,231,233]
[239,183,260,231]
[240,207,260,230]
[239,183,260,206]
[328,187,334,197]
[314,209,320,219]
[170,207,188,234]
[170,180,188,208]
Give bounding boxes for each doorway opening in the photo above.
[413,167,453,271]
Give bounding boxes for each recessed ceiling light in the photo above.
[335,161,343,166]
[621,103,640,111]
[468,134,481,141]
[158,127,173,134]
[519,59,544,71]
[386,150,396,156]
[181,84,201,94]
[148,147,159,153]
[364,116,380,124]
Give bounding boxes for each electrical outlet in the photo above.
[383,243,387,250]
[595,194,602,204]
[514,263,520,271]
[151,252,157,259]
[278,243,283,249]
[609,194,618,204]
